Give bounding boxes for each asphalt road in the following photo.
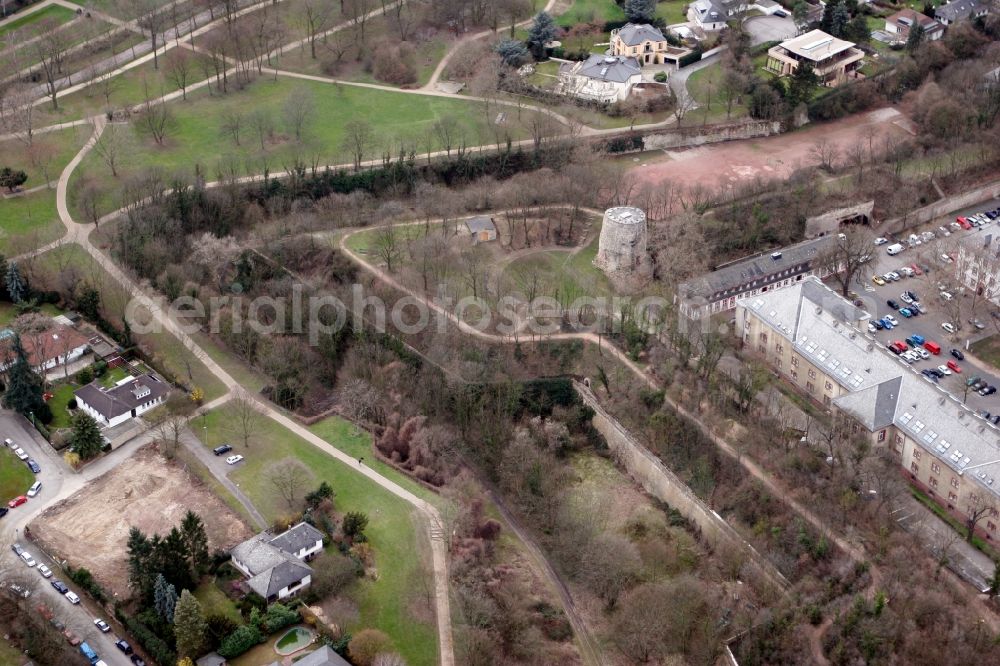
[0,411,138,666]
[851,198,1000,415]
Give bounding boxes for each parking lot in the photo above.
[0,411,132,666]
[847,198,1000,416]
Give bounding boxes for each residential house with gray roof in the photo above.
[688,0,750,31]
[74,373,170,428]
[934,0,989,24]
[738,277,1000,541]
[610,23,671,65]
[231,522,324,602]
[558,55,642,104]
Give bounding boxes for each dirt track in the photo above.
[626,107,917,193]
[29,446,253,598]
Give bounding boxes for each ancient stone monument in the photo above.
[594,206,648,276]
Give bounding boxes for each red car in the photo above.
[910,264,923,276]
[947,360,962,373]
[7,495,26,508]
[957,216,972,230]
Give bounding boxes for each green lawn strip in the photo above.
[686,63,748,122]
[69,76,535,218]
[308,416,444,508]
[656,0,689,25]
[0,189,64,255]
[190,331,269,394]
[37,51,215,125]
[0,302,61,328]
[910,487,1000,560]
[0,4,77,43]
[0,126,89,188]
[47,382,79,430]
[971,335,1000,370]
[98,365,131,388]
[0,446,34,501]
[557,0,624,26]
[9,17,127,73]
[197,410,438,666]
[193,578,243,623]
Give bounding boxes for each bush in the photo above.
[205,614,238,651]
[348,629,393,666]
[125,616,177,666]
[679,49,703,68]
[372,45,417,85]
[260,603,299,634]
[76,367,93,384]
[654,71,668,83]
[217,624,265,659]
[35,403,52,425]
[67,566,107,603]
[236,592,266,618]
[92,360,108,377]
[303,554,362,603]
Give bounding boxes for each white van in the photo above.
[27,481,41,497]
[886,243,904,255]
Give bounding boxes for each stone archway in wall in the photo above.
[804,201,876,239]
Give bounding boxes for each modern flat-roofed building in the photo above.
[766,29,864,86]
[676,236,837,319]
[737,277,1000,539]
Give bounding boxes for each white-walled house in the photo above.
[688,0,750,31]
[230,522,325,603]
[558,55,642,104]
[0,325,90,374]
[73,373,170,428]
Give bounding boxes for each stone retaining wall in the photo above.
[881,179,1000,235]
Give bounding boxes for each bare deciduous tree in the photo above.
[269,457,316,510]
[226,388,263,449]
[342,119,373,170]
[221,109,244,146]
[93,123,130,177]
[815,226,875,297]
[282,85,315,141]
[164,48,195,101]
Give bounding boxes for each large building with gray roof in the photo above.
[934,0,989,25]
[558,55,642,104]
[231,522,324,602]
[737,277,1000,538]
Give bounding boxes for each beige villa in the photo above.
[766,29,864,86]
[610,23,671,65]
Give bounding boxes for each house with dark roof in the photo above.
[558,55,642,104]
[610,23,670,65]
[884,9,944,42]
[688,0,750,31]
[0,324,90,374]
[74,373,170,428]
[231,522,324,603]
[462,216,497,243]
[934,0,989,25]
[267,646,351,666]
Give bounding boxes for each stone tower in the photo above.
[594,206,648,275]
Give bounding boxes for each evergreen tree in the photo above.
[5,261,25,304]
[70,412,104,460]
[161,527,196,591]
[819,0,837,33]
[343,512,370,542]
[906,24,925,52]
[154,573,178,622]
[789,62,819,107]
[624,0,657,23]
[830,3,851,38]
[0,167,28,192]
[792,1,812,28]
[526,12,557,60]
[180,511,209,578]
[127,527,154,600]
[2,334,45,418]
[174,590,208,658]
[494,38,529,67]
[846,14,870,43]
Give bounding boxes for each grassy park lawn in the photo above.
[0,127,89,188]
[0,189,64,255]
[0,447,33,502]
[656,0,690,25]
[47,382,79,430]
[503,231,613,306]
[0,302,61,328]
[0,4,77,46]
[194,579,242,623]
[197,410,439,666]
[970,335,1000,370]
[557,0,624,26]
[37,52,215,125]
[685,62,749,122]
[69,75,537,217]
[527,60,562,88]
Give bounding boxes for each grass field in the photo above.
[557,0,624,26]
[0,189,64,255]
[47,382,79,429]
[196,410,439,666]
[70,75,537,217]
[0,446,33,502]
[656,0,690,25]
[970,334,1000,370]
[194,579,243,623]
[502,226,613,306]
[685,63,749,123]
[0,4,77,47]
[0,127,89,189]
[0,302,61,328]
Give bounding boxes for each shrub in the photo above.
[348,629,393,666]
[217,624,265,659]
[67,566,107,603]
[76,367,93,385]
[125,616,177,666]
[303,554,362,603]
[679,49,703,68]
[205,614,238,651]
[260,603,299,634]
[63,451,80,467]
[653,71,668,83]
[372,45,418,85]
[342,512,369,542]
[92,360,108,377]
[237,592,266,617]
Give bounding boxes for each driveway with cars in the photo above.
[0,410,145,666]
[848,198,1000,415]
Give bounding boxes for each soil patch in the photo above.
[29,446,254,599]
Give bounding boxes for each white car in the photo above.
[942,322,956,334]
[37,564,52,578]
[874,237,889,245]
[65,591,80,604]
[20,552,36,567]
[937,365,952,375]
[899,267,915,277]
[4,438,14,448]
[887,271,901,281]
[13,447,27,460]
[903,351,919,363]
[941,254,953,264]
[226,455,244,465]
[918,348,930,360]
[885,314,899,326]
[900,293,914,304]
[867,322,877,334]
[938,226,951,236]
[940,291,953,301]
[94,618,111,633]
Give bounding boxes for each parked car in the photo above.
[874,237,889,245]
[26,458,40,474]
[887,271,901,281]
[899,308,913,318]
[900,293,914,304]
[115,639,133,655]
[970,319,986,330]
[7,495,26,508]
[873,319,884,330]
[917,348,930,360]
[983,386,998,396]
[2,582,31,599]
[13,447,27,460]
[11,543,22,556]
[872,275,886,286]
[887,299,900,309]
[226,455,244,465]
[94,619,111,633]
[911,264,923,275]
[951,348,965,360]
[885,314,899,326]
[938,365,953,375]
[19,551,35,567]
[64,629,82,646]
[940,291,954,301]
[3,438,14,448]
[51,580,69,594]
[942,322,956,334]
[27,481,41,498]
[37,564,52,578]
[212,444,233,456]
[65,591,80,604]
[0,507,8,519]
[947,360,962,373]
[131,656,147,666]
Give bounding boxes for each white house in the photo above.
[73,373,170,428]
[557,55,642,104]
[884,9,944,42]
[688,0,750,31]
[0,325,90,374]
[230,522,324,603]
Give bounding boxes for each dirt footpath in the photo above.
[30,447,253,598]
[626,106,917,193]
